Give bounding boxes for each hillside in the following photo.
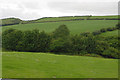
[1,15,119,26]
[21,15,119,24]
[100,30,118,37]
[3,52,118,78]
[0,18,22,26]
[2,20,118,35]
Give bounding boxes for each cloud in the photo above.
[0,0,119,20]
[48,2,118,15]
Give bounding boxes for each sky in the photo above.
[0,0,119,20]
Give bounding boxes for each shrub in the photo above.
[80,32,91,37]
[116,23,120,29]
[102,47,120,59]
[50,38,72,53]
[100,28,107,32]
[106,27,114,31]
[92,30,101,35]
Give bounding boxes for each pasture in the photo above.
[22,15,118,23]
[2,16,119,78]
[100,30,118,37]
[2,52,118,78]
[2,20,118,35]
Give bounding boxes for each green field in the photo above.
[100,30,118,37]
[22,15,118,23]
[2,52,118,78]
[2,16,119,78]
[3,20,118,35]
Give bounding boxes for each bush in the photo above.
[106,27,114,31]
[80,32,91,37]
[50,38,72,53]
[84,54,102,58]
[100,28,107,32]
[92,30,101,35]
[105,36,119,49]
[116,23,120,29]
[102,47,120,59]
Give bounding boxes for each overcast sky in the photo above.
[0,0,119,20]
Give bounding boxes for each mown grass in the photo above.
[3,20,118,35]
[2,52,118,78]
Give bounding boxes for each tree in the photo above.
[52,24,70,39]
[80,32,91,37]
[2,29,23,51]
[116,23,120,29]
[2,28,16,35]
[50,38,72,53]
[71,35,87,54]
[100,28,107,32]
[102,47,120,58]
[92,30,101,35]
[37,31,51,52]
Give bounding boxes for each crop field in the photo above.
[2,20,118,35]
[2,52,118,78]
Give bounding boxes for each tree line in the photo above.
[2,24,120,59]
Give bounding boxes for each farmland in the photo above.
[2,16,119,78]
[21,15,118,23]
[2,20,118,35]
[100,30,118,37]
[2,52,118,78]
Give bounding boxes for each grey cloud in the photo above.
[48,2,118,15]
[0,0,119,20]
[1,6,41,20]
[22,1,42,10]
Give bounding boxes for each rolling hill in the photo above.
[2,20,118,35]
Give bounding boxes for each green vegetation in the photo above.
[2,16,119,78]
[2,20,118,35]
[0,18,21,26]
[100,30,118,37]
[2,52,118,78]
[1,15,118,26]
[21,15,119,24]
[2,25,119,59]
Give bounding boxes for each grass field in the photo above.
[100,30,118,37]
[22,15,118,23]
[2,20,118,35]
[2,52,118,78]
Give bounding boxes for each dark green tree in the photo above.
[52,24,70,39]
[116,23,120,29]
[50,38,72,53]
[2,29,23,51]
[37,31,51,52]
